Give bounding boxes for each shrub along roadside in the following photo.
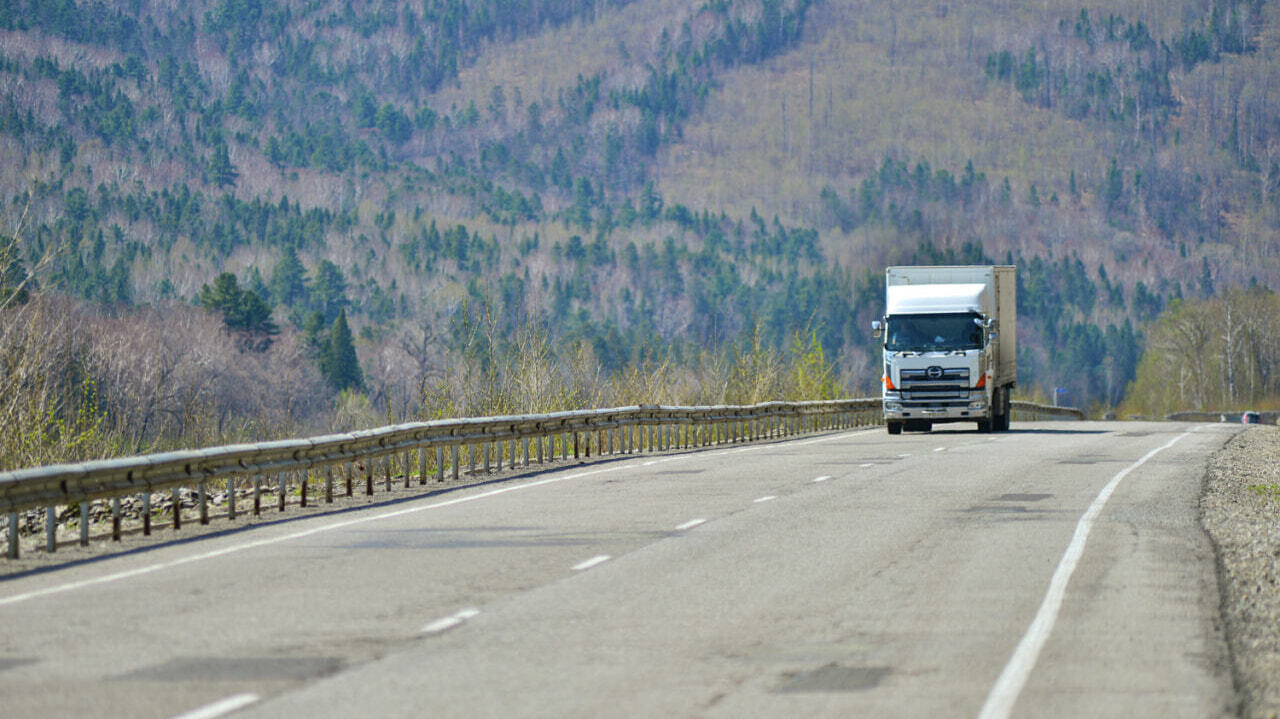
[1,293,848,472]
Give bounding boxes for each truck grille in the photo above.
[900,367,970,394]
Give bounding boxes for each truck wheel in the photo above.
[887,421,903,435]
[977,418,992,433]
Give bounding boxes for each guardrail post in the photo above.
[345,462,354,496]
[79,501,89,546]
[173,487,182,529]
[112,497,122,539]
[384,457,393,491]
[45,506,56,552]
[325,465,334,503]
[404,451,412,487]
[300,471,309,508]
[277,473,287,512]
[452,445,460,480]
[252,477,261,516]
[365,460,374,495]
[484,443,491,473]
[437,447,445,481]
[199,481,209,524]
[7,513,17,559]
[228,477,237,520]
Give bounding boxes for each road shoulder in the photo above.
[1202,425,1280,719]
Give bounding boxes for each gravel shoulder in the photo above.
[1202,425,1280,719]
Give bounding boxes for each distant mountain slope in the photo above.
[0,0,1276,414]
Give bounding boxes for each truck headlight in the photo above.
[968,399,987,410]
[884,401,902,411]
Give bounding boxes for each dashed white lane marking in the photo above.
[859,463,875,468]
[753,496,777,503]
[169,693,260,719]
[812,475,832,483]
[934,447,946,452]
[898,453,912,457]
[675,518,707,531]
[976,429,1194,719]
[421,608,480,635]
[572,555,611,571]
[0,428,878,608]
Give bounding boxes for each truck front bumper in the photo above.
[883,392,988,421]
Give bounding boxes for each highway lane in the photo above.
[0,422,1239,718]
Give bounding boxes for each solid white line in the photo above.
[753,496,776,503]
[421,607,480,634]
[675,518,707,531]
[0,427,877,608]
[975,429,1192,719]
[169,693,260,719]
[572,555,611,571]
[812,475,832,483]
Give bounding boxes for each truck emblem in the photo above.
[927,366,944,380]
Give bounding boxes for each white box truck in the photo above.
[871,265,1016,434]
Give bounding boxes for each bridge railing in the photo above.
[2,399,882,559]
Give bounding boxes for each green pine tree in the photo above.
[198,271,279,343]
[208,142,239,188]
[320,309,362,391]
[270,246,309,307]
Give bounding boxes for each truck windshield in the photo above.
[885,313,983,352]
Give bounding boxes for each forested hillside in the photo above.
[2,0,1278,466]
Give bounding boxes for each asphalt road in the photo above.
[0,421,1240,718]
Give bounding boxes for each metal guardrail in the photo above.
[1010,401,1086,421]
[2,399,882,558]
[1164,410,1278,424]
[0,398,1088,559]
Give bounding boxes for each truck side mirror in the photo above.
[871,320,883,339]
